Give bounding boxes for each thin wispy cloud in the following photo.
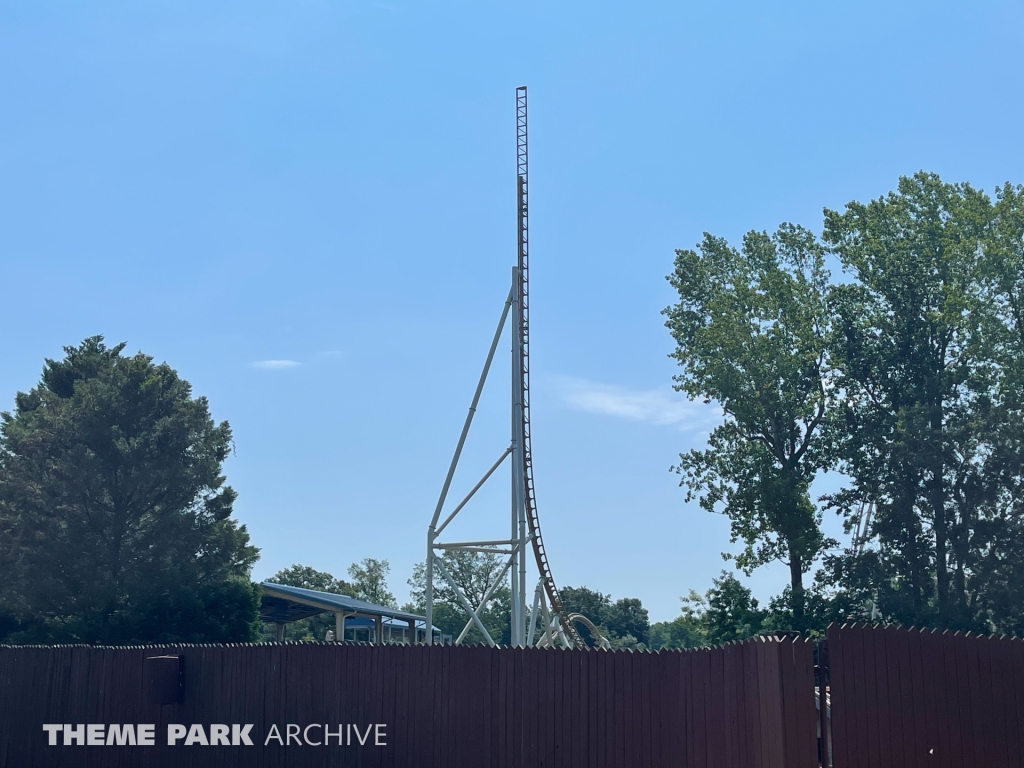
[553,375,716,430]
[251,360,300,370]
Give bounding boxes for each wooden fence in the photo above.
[0,637,817,768]
[827,623,1024,768]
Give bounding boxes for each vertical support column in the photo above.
[510,266,523,647]
[335,612,347,642]
[274,623,285,642]
[375,616,383,645]
[425,538,434,645]
[407,619,416,645]
[527,579,543,647]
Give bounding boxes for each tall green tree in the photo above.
[603,597,650,646]
[665,225,834,630]
[975,182,1024,634]
[699,571,769,644]
[0,337,260,643]
[348,558,397,608]
[825,173,1024,632]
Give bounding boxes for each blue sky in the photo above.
[2,1,1023,621]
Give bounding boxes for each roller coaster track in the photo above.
[516,87,585,648]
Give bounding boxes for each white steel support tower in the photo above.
[425,87,585,649]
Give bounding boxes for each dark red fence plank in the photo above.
[998,637,1022,766]
[880,627,900,768]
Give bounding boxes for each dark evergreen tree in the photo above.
[0,337,260,643]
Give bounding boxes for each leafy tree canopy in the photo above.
[823,172,1024,633]
[0,337,260,644]
[267,564,353,595]
[348,558,397,608]
[650,571,785,648]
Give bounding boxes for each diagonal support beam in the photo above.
[455,550,518,645]
[429,286,514,531]
[435,558,495,647]
[435,446,512,537]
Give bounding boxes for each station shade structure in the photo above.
[259,582,444,644]
[424,87,600,650]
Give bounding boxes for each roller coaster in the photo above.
[425,88,605,649]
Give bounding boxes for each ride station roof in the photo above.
[259,582,430,628]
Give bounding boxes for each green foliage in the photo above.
[651,571,787,648]
[348,558,397,608]
[656,172,1024,636]
[0,337,260,644]
[823,173,1024,633]
[647,613,706,650]
[666,173,1024,637]
[407,552,511,645]
[699,571,769,644]
[665,224,835,630]
[603,597,650,646]
[268,564,353,594]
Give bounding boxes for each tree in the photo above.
[348,558,397,608]
[823,173,1020,630]
[604,597,650,646]
[407,551,511,645]
[648,612,706,650]
[665,225,835,631]
[969,182,1024,635]
[698,571,769,644]
[265,564,353,641]
[650,571,769,647]
[0,337,260,644]
[268,564,353,595]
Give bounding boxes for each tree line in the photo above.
[1,172,1022,646]
[265,553,757,650]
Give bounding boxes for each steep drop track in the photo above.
[515,86,585,648]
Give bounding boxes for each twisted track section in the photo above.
[516,87,584,648]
